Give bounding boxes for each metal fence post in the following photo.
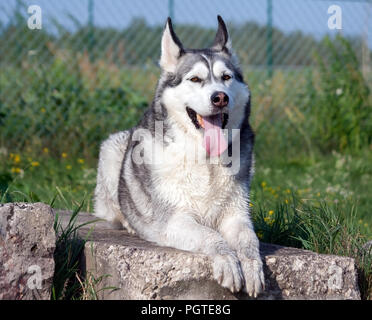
[88,0,95,60]
[267,0,273,78]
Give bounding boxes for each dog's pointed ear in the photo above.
[160,18,184,73]
[212,15,232,52]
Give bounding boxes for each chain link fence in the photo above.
[0,0,371,160]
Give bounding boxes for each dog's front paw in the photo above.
[212,253,243,293]
[239,256,265,298]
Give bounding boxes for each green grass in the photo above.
[51,201,116,300]
[0,150,96,211]
[252,195,372,300]
[2,148,370,235]
[252,150,372,229]
[52,203,89,300]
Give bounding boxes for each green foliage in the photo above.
[1,2,369,68]
[294,202,372,300]
[0,172,13,203]
[0,0,55,66]
[252,35,372,160]
[0,57,148,160]
[0,150,97,211]
[304,35,372,153]
[252,197,304,248]
[251,152,372,300]
[51,202,101,300]
[52,205,85,300]
[251,197,372,299]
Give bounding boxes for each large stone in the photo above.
[58,211,361,300]
[0,203,56,300]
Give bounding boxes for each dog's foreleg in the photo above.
[219,210,265,297]
[160,213,243,293]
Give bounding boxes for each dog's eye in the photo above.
[222,74,232,81]
[190,77,202,83]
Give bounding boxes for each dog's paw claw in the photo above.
[239,257,265,298]
[212,253,243,293]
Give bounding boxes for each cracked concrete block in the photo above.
[0,203,56,300]
[58,211,361,300]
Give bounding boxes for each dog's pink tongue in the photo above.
[202,114,228,157]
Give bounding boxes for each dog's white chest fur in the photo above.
[152,136,241,226]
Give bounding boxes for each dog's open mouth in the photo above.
[186,107,229,157]
[186,107,229,130]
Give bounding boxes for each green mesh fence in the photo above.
[0,0,371,160]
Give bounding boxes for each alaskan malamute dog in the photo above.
[94,16,264,297]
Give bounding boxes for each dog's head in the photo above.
[158,16,250,157]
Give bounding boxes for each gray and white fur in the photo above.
[94,16,264,297]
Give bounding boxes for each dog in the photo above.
[94,16,264,297]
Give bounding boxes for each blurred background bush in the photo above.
[0,0,371,159]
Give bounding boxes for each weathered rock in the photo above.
[0,203,56,300]
[363,240,372,252]
[58,211,361,300]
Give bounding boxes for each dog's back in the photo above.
[94,130,136,233]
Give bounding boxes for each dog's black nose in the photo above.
[211,91,229,108]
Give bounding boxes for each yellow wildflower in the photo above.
[285,199,289,204]
[31,161,39,167]
[77,158,84,164]
[261,181,267,188]
[317,192,321,197]
[41,107,46,113]
[249,202,253,207]
[61,152,67,159]
[268,210,274,216]
[13,154,21,163]
[66,165,72,170]
[11,167,21,173]
[264,217,271,223]
[286,189,291,194]
[257,232,263,240]
[43,147,49,154]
